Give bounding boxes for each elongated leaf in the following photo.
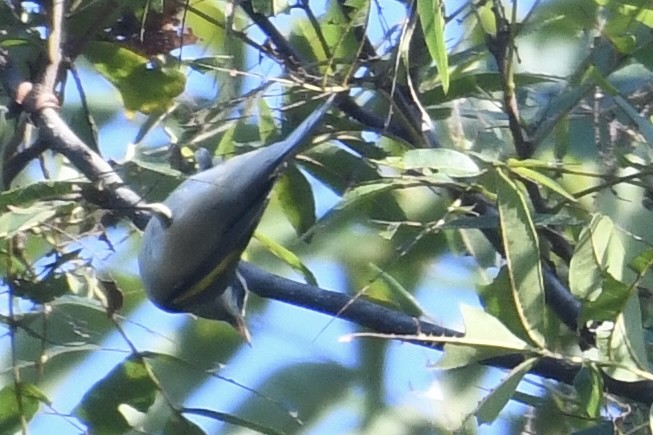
[258,97,277,143]
[602,294,650,382]
[392,148,482,177]
[0,181,84,210]
[74,357,157,433]
[495,169,547,348]
[336,180,396,210]
[0,205,58,239]
[509,166,576,202]
[570,214,627,325]
[580,273,631,324]
[437,305,531,370]
[475,357,539,424]
[84,41,186,113]
[417,0,449,93]
[275,166,316,237]
[412,149,480,177]
[574,364,604,418]
[458,305,531,350]
[368,262,424,318]
[0,383,49,434]
[479,266,535,345]
[254,232,318,286]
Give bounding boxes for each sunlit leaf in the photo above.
[629,248,653,275]
[570,214,626,324]
[508,165,576,202]
[0,181,83,210]
[479,266,536,345]
[0,205,58,240]
[417,0,449,93]
[84,41,186,113]
[580,273,631,324]
[601,295,651,382]
[397,148,482,177]
[437,305,531,370]
[495,169,547,348]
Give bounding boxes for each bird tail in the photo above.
[272,94,336,161]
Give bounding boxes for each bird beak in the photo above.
[233,315,252,345]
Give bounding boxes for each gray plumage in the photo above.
[138,99,333,340]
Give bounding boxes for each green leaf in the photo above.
[0,204,58,239]
[335,180,398,210]
[74,356,157,434]
[495,169,547,348]
[0,383,49,434]
[302,143,381,195]
[479,266,537,345]
[215,121,238,157]
[579,273,631,324]
[84,41,186,113]
[394,148,482,177]
[252,0,290,16]
[275,165,316,237]
[258,97,278,143]
[437,305,531,370]
[569,214,624,302]
[600,294,650,382]
[440,214,584,230]
[574,364,604,418]
[475,357,538,424]
[508,165,576,202]
[253,232,318,286]
[368,263,424,318]
[0,181,84,210]
[629,248,653,275]
[421,71,556,102]
[185,55,232,74]
[417,0,449,93]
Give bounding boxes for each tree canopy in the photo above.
[2,0,653,433]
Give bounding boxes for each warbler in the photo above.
[138,98,334,341]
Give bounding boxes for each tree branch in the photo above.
[238,262,653,405]
[0,47,151,229]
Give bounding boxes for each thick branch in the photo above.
[0,47,151,229]
[238,262,653,405]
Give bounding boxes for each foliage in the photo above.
[2,0,653,433]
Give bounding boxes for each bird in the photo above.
[138,97,334,341]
